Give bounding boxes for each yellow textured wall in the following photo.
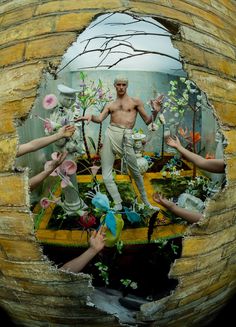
[0,1,235,326]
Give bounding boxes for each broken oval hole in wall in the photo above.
[15,12,226,325]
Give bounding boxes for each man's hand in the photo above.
[89,226,106,254]
[57,125,76,139]
[150,94,165,113]
[74,115,92,124]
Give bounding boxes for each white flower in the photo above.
[130,282,138,290]
[159,113,166,124]
[148,123,158,131]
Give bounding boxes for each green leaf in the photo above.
[79,71,86,81]
[87,136,97,152]
[98,79,103,88]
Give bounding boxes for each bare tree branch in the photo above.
[57,13,178,75]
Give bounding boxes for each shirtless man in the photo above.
[76,77,163,210]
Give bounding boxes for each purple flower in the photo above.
[61,117,69,125]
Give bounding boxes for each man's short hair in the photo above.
[114,76,129,85]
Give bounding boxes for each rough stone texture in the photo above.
[0,1,235,326]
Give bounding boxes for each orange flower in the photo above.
[178,127,188,137]
[190,131,201,143]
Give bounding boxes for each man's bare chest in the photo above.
[110,100,137,113]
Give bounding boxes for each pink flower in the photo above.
[90,165,100,176]
[43,94,58,110]
[40,195,61,209]
[44,119,53,133]
[60,175,73,188]
[51,152,60,160]
[44,119,61,133]
[60,160,77,175]
[43,153,76,189]
[40,197,51,209]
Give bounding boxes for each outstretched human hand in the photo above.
[44,152,68,174]
[74,115,92,124]
[150,94,165,113]
[57,125,76,138]
[152,192,173,209]
[59,225,106,273]
[89,226,106,254]
[165,135,182,149]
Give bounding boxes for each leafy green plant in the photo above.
[120,278,138,289]
[77,72,112,161]
[153,239,180,263]
[120,278,138,296]
[160,77,204,177]
[116,240,124,254]
[154,239,168,249]
[170,241,179,255]
[94,261,109,286]
[185,175,211,200]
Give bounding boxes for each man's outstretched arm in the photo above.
[74,105,110,124]
[138,95,164,125]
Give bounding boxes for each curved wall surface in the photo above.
[0,1,235,326]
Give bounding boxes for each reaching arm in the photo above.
[153,193,202,223]
[166,136,225,173]
[17,125,75,157]
[75,106,110,124]
[29,152,67,191]
[60,227,106,273]
[138,94,164,125]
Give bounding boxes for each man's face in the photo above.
[114,81,128,95]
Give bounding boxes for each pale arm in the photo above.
[153,193,202,223]
[166,136,225,173]
[29,152,67,191]
[60,227,106,273]
[138,95,164,125]
[17,125,75,157]
[75,106,110,124]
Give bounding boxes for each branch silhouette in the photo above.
[57,13,179,74]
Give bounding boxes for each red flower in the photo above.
[79,212,96,228]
